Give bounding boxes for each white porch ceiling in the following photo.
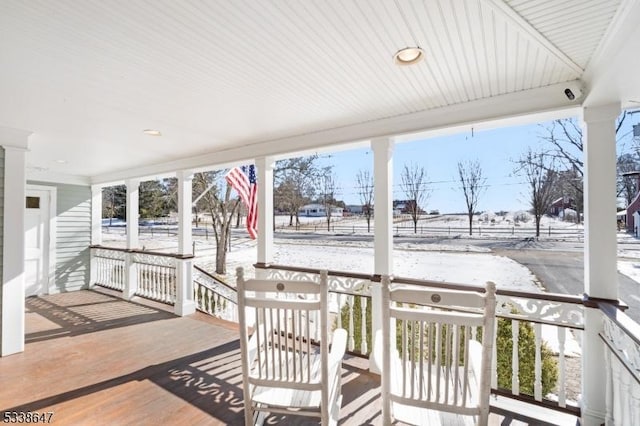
[0,0,637,183]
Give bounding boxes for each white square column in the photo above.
[177,171,194,256]
[370,137,394,374]
[89,184,103,288]
[1,128,30,357]
[125,179,140,250]
[583,104,619,299]
[175,170,195,316]
[372,137,394,276]
[581,103,620,426]
[124,179,140,300]
[91,185,103,246]
[255,157,275,279]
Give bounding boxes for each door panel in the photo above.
[24,190,50,297]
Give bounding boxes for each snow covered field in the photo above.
[102,230,540,292]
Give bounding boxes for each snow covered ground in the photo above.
[102,230,539,291]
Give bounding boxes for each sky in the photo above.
[313,113,640,214]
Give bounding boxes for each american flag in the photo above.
[225,165,258,239]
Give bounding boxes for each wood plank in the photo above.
[0,290,576,425]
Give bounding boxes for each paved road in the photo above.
[491,248,640,323]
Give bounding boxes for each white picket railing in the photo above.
[92,248,126,291]
[89,253,593,417]
[90,246,193,316]
[600,302,640,425]
[133,252,177,304]
[193,266,238,322]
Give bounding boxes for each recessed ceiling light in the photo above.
[143,129,162,136]
[393,47,425,66]
[55,159,68,164]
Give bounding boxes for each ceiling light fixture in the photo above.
[55,159,68,164]
[143,129,162,136]
[393,47,425,66]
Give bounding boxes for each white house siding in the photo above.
[29,181,91,292]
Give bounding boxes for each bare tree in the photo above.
[193,171,241,274]
[400,163,431,233]
[457,159,486,235]
[319,171,338,231]
[536,113,629,222]
[274,156,320,227]
[514,149,560,237]
[355,169,374,232]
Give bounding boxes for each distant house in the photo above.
[345,204,364,215]
[299,203,344,217]
[393,199,421,214]
[622,172,640,233]
[548,196,576,217]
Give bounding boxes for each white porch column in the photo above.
[89,184,103,287]
[124,179,140,300]
[177,171,194,256]
[91,185,103,246]
[255,157,275,279]
[125,179,140,250]
[371,137,394,374]
[175,170,195,316]
[581,103,620,426]
[1,142,28,356]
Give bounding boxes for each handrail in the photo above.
[599,301,640,347]
[255,262,585,306]
[193,265,237,293]
[90,244,194,260]
[255,262,381,282]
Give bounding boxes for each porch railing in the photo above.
[193,265,238,322]
[90,246,193,316]
[255,263,584,416]
[600,301,640,424]
[92,247,126,291]
[89,254,640,420]
[132,252,177,304]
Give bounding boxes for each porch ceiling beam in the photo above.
[90,82,581,185]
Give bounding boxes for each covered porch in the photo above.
[2,1,640,425]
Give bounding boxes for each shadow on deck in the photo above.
[0,290,578,425]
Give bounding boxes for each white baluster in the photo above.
[631,380,640,426]
[512,319,520,395]
[348,295,355,351]
[336,293,342,330]
[557,327,567,408]
[160,266,166,302]
[491,319,498,390]
[621,362,631,426]
[604,345,614,426]
[612,356,623,424]
[534,323,542,401]
[361,296,368,354]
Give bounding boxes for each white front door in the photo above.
[24,189,50,297]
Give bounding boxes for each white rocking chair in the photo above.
[380,276,497,426]
[236,267,347,426]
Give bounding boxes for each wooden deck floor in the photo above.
[1,290,577,425]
